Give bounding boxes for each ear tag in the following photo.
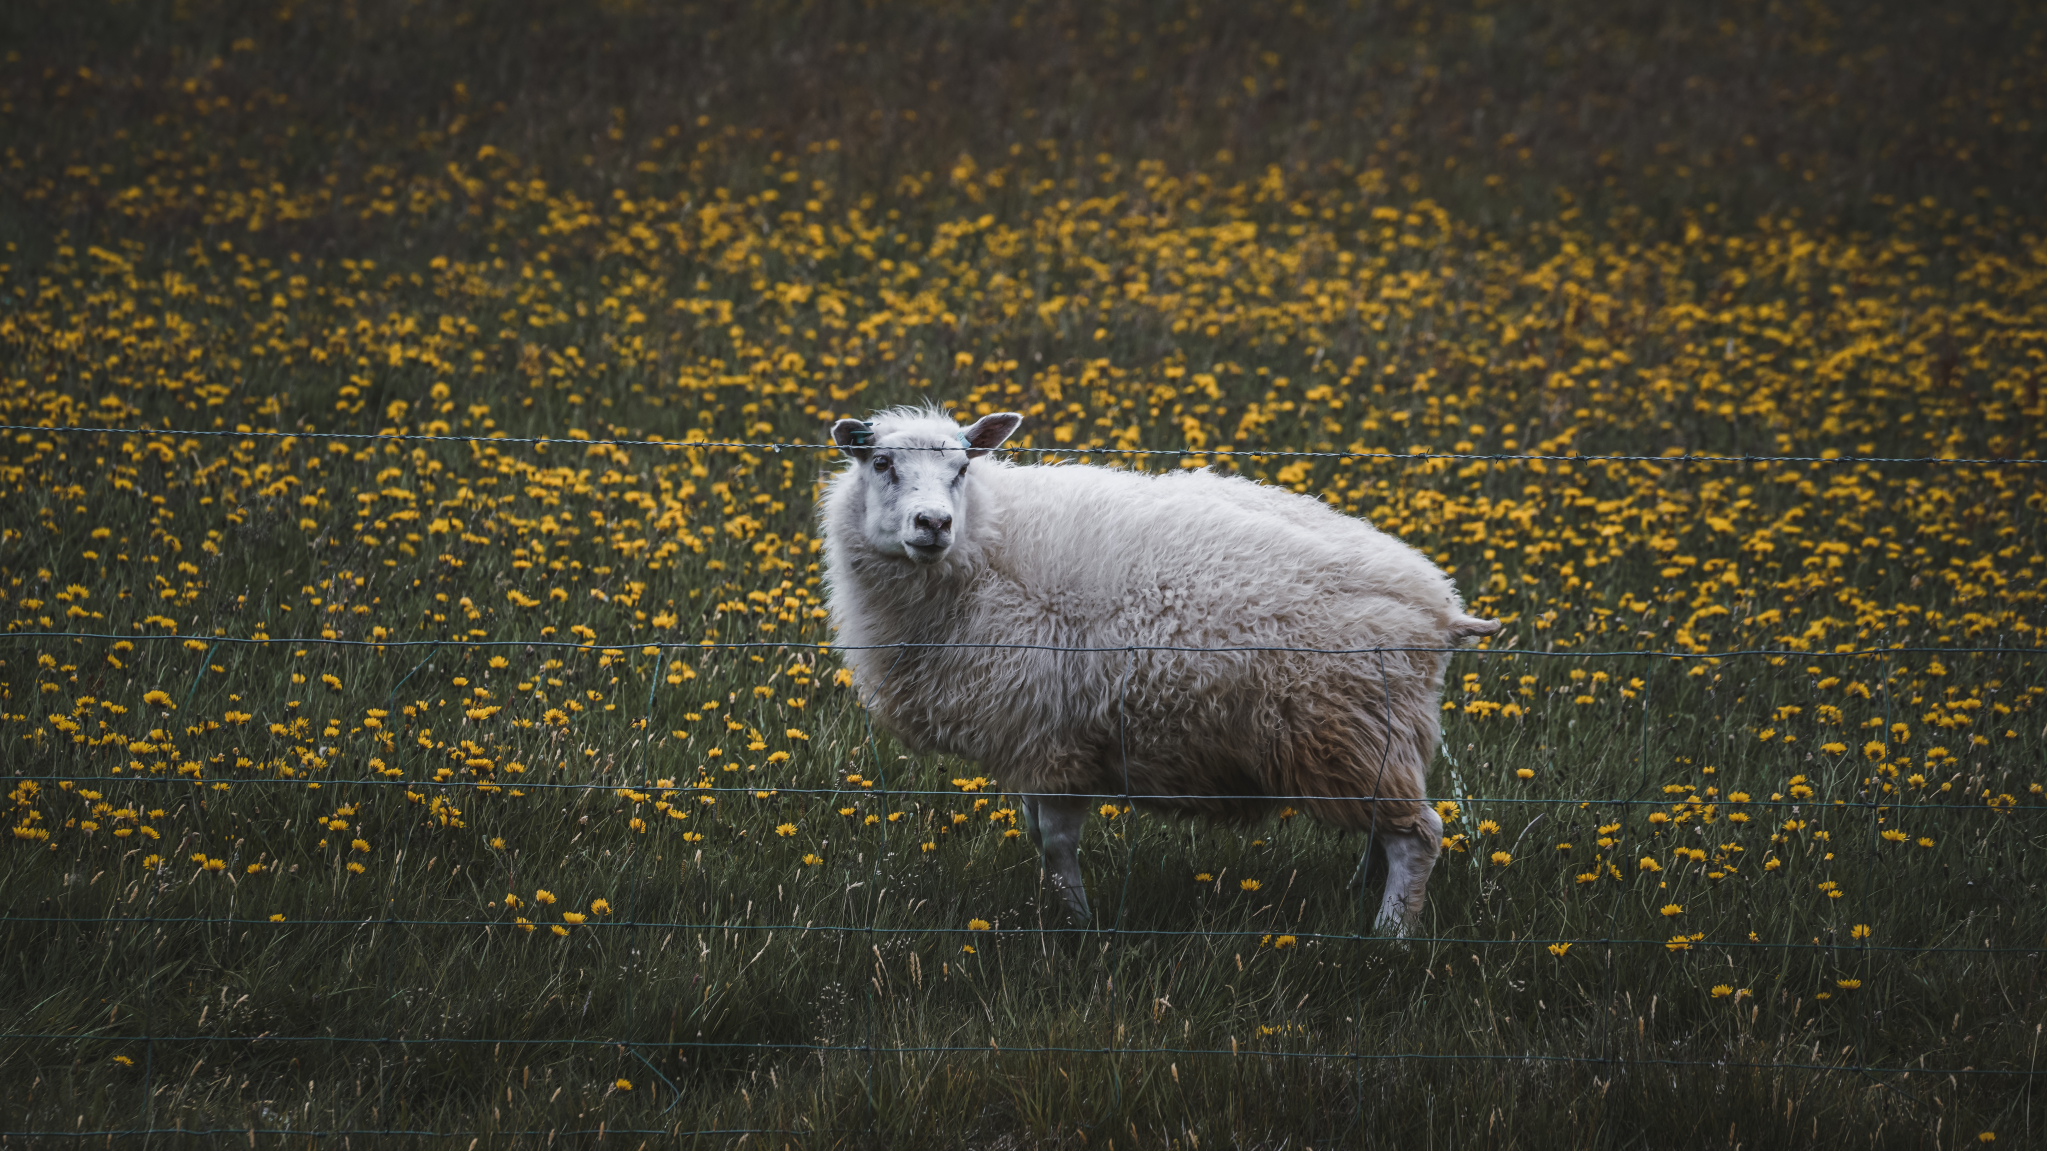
[956,432,973,450]
[847,422,874,447]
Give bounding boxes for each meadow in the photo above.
[3,1,2045,1146]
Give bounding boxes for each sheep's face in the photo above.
[832,412,1021,564]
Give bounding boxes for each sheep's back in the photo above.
[984,465,1460,653]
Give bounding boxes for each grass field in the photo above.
[4,1,2046,1146]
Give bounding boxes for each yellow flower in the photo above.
[775,822,797,837]
[968,918,991,931]
[1489,851,1512,866]
[143,690,174,709]
[614,1079,632,1091]
[1547,942,1572,956]
[1639,857,1662,872]
[590,899,611,916]
[269,914,286,923]
[534,889,556,905]
[561,912,585,926]
[1850,924,1871,939]
[1240,878,1261,892]
[1836,978,1861,990]
[1272,935,1298,949]
[515,918,535,933]
[1660,904,1684,917]
[551,925,569,937]
[351,838,369,853]
[801,853,823,865]
[1710,985,1733,998]
[1476,819,1500,835]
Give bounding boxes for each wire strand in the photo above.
[4,423,2040,467]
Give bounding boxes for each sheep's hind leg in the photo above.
[1020,795,1045,849]
[1372,804,1443,936]
[1031,794,1092,924]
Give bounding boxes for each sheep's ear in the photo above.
[961,412,1022,458]
[831,418,875,460]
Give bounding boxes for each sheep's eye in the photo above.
[872,456,891,472]
[956,464,969,480]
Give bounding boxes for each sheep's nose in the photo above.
[914,511,952,534]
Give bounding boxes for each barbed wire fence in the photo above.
[3,424,2043,1143]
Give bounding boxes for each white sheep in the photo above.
[820,406,1498,933]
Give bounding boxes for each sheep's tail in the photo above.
[1447,614,1503,641]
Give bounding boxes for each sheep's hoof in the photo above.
[1370,908,1417,942]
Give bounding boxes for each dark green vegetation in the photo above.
[4,1,2046,1147]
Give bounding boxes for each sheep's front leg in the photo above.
[1372,803,1443,936]
[1028,794,1092,924]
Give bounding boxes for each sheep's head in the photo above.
[830,410,1021,564]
